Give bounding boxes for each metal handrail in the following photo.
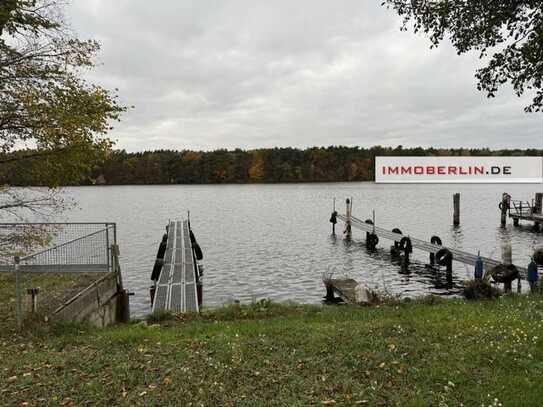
[510,200,534,215]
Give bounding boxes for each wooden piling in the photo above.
[502,243,513,292]
[333,198,336,234]
[535,193,543,231]
[500,193,510,228]
[345,198,352,240]
[453,193,460,226]
[535,193,543,214]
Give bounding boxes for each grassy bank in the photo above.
[1,296,543,406]
[0,272,106,335]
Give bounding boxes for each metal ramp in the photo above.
[152,220,199,313]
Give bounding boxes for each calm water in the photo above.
[55,183,543,317]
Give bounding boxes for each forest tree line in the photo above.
[2,146,542,186]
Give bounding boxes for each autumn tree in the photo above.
[0,0,126,221]
[383,1,543,112]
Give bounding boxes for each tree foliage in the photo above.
[0,0,126,219]
[383,1,543,112]
[2,146,538,185]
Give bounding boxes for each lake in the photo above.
[56,183,543,317]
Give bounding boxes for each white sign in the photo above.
[375,156,543,183]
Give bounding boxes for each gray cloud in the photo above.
[66,0,543,151]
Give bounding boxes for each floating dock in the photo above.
[152,220,200,313]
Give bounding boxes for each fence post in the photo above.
[14,256,22,329]
[105,225,111,272]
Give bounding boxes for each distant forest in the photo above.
[3,146,543,186]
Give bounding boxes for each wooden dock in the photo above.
[508,198,543,227]
[152,220,199,313]
[337,213,528,276]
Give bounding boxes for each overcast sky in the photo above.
[67,1,543,152]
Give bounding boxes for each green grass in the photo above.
[0,272,105,334]
[2,296,543,406]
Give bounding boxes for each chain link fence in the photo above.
[0,223,116,327]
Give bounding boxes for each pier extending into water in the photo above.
[501,192,543,231]
[330,197,530,292]
[338,213,528,277]
[151,220,202,314]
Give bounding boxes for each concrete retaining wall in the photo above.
[53,272,129,328]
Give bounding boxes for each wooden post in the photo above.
[500,193,510,228]
[535,193,543,214]
[535,193,543,231]
[345,198,352,240]
[453,193,460,226]
[332,198,336,234]
[502,243,513,293]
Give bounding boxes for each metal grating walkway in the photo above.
[152,220,199,313]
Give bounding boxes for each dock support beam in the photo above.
[500,193,510,228]
[453,193,460,227]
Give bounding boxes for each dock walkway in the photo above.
[152,220,199,313]
[507,197,543,228]
[338,214,528,276]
